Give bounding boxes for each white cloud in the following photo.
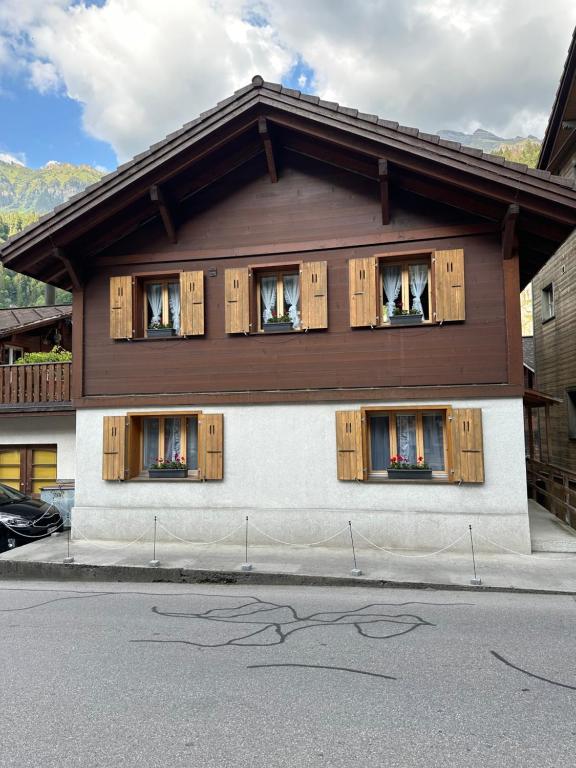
[0,152,26,166]
[1,0,576,162]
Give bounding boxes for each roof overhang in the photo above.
[523,388,562,408]
[2,76,576,291]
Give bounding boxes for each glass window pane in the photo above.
[396,413,417,463]
[143,418,160,469]
[164,417,182,461]
[370,415,390,470]
[409,263,429,319]
[423,411,445,470]
[186,417,198,470]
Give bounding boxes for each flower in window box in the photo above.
[149,454,187,478]
[387,455,431,479]
[147,321,176,337]
[263,312,293,332]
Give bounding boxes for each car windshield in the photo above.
[0,485,25,504]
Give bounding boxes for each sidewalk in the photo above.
[1,521,576,593]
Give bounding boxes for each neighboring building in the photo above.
[532,28,576,471]
[2,77,576,552]
[0,305,75,496]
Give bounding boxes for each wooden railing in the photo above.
[0,362,72,406]
[526,457,576,531]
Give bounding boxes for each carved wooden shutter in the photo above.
[301,261,328,329]
[335,410,364,480]
[199,413,224,480]
[349,257,377,327]
[225,268,250,333]
[434,249,465,322]
[109,276,133,339]
[180,271,204,336]
[102,416,126,480]
[451,408,484,483]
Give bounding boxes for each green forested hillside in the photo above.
[490,139,541,168]
[0,160,103,213]
[0,161,104,308]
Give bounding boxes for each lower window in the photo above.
[141,415,198,474]
[368,409,447,477]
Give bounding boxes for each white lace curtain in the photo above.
[164,417,181,461]
[168,283,180,333]
[283,275,300,328]
[260,276,277,323]
[147,284,162,325]
[383,266,402,320]
[396,414,417,463]
[409,265,428,315]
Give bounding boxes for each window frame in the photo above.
[375,250,435,327]
[1,345,24,365]
[361,405,452,481]
[567,388,576,440]
[128,411,201,481]
[541,283,555,323]
[141,276,180,338]
[251,262,303,334]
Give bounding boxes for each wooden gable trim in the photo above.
[501,204,519,260]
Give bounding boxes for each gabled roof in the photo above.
[2,75,576,290]
[0,304,72,339]
[538,28,576,172]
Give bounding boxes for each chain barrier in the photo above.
[353,529,469,558]
[475,531,576,561]
[157,522,245,547]
[247,521,350,548]
[71,523,155,550]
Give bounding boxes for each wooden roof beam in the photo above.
[150,185,177,244]
[378,159,390,225]
[502,203,519,260]
[258,117,278,183]
[54,247,83,291]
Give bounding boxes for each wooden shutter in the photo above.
[434,249,465,322]
[199,413,223,480]
[225,268,250,333]
[180,271,204,336]
[349,257,377,327]
[335,410,364,480]
[102,416,127,480]
[109,276,133,339]
[451,408,484,483]
[301,261,328,330]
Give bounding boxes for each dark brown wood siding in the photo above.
[83,160,509,398]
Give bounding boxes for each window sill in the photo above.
[541,315,555,325]
[253,329,304,335]
[129,474,201,482]
[367,475,450,484]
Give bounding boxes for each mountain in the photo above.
[436,128,541,154]
[0,160,104,213]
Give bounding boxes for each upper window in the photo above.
[368,409,447,477]
[380,260,431,324]
[567,389,576,440]
[257,270,301,332]
[541,283,555,322]
[145,279,180,337]
[141,415,198,475]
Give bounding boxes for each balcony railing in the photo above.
[0,361,72,408]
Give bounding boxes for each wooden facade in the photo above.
[532,29,576,472]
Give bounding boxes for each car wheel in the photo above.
[0,528,17,553]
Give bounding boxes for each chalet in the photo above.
[532,28,576,475]
[0,304,74,496]
[2,75,576,552]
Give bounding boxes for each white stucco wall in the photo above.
[72,398,529,553]
[0,413,76,480]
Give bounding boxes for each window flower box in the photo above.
[147,327,175,338]
[148,468,187,478]
[387,468,433,480]
[387,455,431,479]
[263,321,293,333]
[389,312,423,326]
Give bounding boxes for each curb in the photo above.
[0,559,575,595]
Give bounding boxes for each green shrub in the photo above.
[16,346,72,364]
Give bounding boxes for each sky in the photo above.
[0,0,575,171]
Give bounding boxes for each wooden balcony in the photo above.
[0,362,73,412]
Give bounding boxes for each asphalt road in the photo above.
[0,580,574,768]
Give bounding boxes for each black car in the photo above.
[0,483,63,552]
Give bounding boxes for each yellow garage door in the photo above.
[0,449,21,491]
[30,448,57,496]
